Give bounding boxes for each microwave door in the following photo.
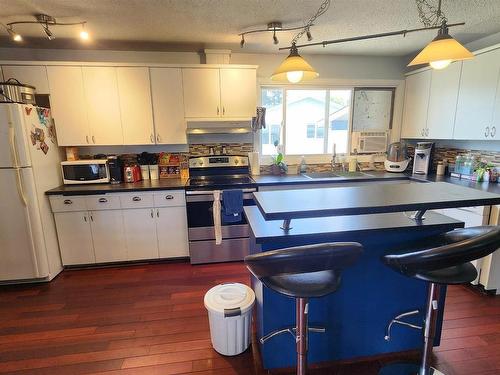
[63,164,102,182]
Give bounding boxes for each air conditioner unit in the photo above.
[351,131,388,154]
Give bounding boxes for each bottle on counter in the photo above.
[300,156,307,173]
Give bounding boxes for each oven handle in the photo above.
[186,191,256,202]
[185,188,256,196]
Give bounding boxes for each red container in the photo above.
[124,165,142,183]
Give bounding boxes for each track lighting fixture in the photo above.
[306,29,313,41]
[273,30,279,45]
[238,21,315,47]
[240,35,245,48]
[4,14,89,43]
[6,26,22,42]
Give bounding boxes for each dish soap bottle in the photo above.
[300,156,307,173]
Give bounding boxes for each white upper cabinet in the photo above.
[401,70,431,138]
[220,68,256,118]
[426,62,462,139]
[117,67,155,145]
[2,65,50,94]
[182,67,257,120]
[47,66,90,146]
[491,63,500,140]
[82,67,123,145]
[183,68,221,118]
[454,48,500,140]
[150,68,187,144]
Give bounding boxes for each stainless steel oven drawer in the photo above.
[189,238,249,264]
[188,225,249,241]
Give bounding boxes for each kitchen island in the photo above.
[245,182,500,370]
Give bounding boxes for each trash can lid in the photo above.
[204,283,255,316]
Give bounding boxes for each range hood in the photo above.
[186,121,252,135]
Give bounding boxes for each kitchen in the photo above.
[1,1,500,374]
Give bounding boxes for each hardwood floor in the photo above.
[0,261,499,375]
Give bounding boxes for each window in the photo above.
[260,87,352,155]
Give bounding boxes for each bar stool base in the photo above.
[379,363,445,375]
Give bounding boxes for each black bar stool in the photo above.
[245,242,363,375]
[380,226,500,375]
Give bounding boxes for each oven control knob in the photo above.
[199,161,204,166]
[234,159,239,165]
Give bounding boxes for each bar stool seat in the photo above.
[245,242,363,375]
[380,226,500,375]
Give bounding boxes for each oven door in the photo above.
[185,189,255,241]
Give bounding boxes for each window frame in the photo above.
[259,84,355,160]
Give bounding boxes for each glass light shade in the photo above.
[80,30,89,40]
[409,35,474,68]
[271,48,319,83]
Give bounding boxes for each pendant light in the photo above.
[408,21,473,70]
[271,43,319,83]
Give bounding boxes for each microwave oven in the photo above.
[61,160,110,185]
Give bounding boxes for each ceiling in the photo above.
[1,0,500,56]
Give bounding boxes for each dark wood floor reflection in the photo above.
[0,261,499,374]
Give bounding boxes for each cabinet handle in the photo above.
[156,134,161,143]
[156,209,159,218]
[150,133,154,143]
[86,135,89,144]
[165,195,174,200]
[132,196,141,202]
[491,126,496,137]
[90,213,94,222]
[217,106,219,115]
[63,199,73,205]
[98,198,108,203]
[485,126,490,138]
[83,214,87,222]
[92,135,96,144]
[151,209,154,218]
[420,128,424,137]
[222,106,225,115]
[425,128,429,136]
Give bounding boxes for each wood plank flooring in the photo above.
[0,261,499,375]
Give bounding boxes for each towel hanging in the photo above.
[212,190,222,245]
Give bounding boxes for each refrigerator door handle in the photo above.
[15,168,28,206]
[8,117,20,169]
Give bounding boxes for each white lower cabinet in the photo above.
[90,210,127,263]
[50,190,188,265]
[53,211,95,265]
[156,206,189,258]
[122,208,159,260]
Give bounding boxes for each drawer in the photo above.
[119,193,154,209]
[153,190,185,207]
[49,195,87,212]
[85,195,121,211]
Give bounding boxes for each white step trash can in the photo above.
[204,282,255,356]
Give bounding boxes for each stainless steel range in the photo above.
[185,155,257,264]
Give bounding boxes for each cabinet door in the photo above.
[46,66,90,146]
[2,65,50,94]
[492,68,500,140]
[150,68,187,144]
[182,68,220,118]
[82,67,123,145]
[220,68,256,118]
[401,70,431,139]
[90,210,127,263]
[156,206,189,258]
[54,211,95,265]
[427,62,461,139]
[122,208,159,260]
[116,67,155,145]
[454,49,500,140]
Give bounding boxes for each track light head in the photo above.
[240,35,245,48]
[273,31,279,45]
[42,25,54,40]
[7,27,22,42]
[306,29,313,41]
[79,23,89,41]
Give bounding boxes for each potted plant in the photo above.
[271,140,287,175]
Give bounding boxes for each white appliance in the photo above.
[351,131,388,154]
[0,103,63,283]
[412,142,433,175]
[384,142,410,173]
[61,159,110,185]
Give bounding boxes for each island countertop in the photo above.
[253,181,500,221]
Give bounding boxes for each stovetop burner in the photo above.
[186,175,256,190]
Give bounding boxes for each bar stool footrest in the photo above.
[260,326,326,344]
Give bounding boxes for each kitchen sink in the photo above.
[303,171,374,179]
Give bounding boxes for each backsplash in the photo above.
[260,162,386,174]
[188,143,253,156]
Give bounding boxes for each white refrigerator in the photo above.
[0,103,63,282]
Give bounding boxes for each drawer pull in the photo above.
[132,196,142,202]
[165,195,174,200]
[98,198,108,203]
[63,199,73,205]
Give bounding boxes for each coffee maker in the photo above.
[107,155,124,184]
[412,142,433,175]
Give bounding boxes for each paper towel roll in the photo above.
[248,151,260,176]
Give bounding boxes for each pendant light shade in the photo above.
[271,43,319,83]
[408,22,473,69]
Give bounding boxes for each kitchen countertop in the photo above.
[46,178,188,196]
